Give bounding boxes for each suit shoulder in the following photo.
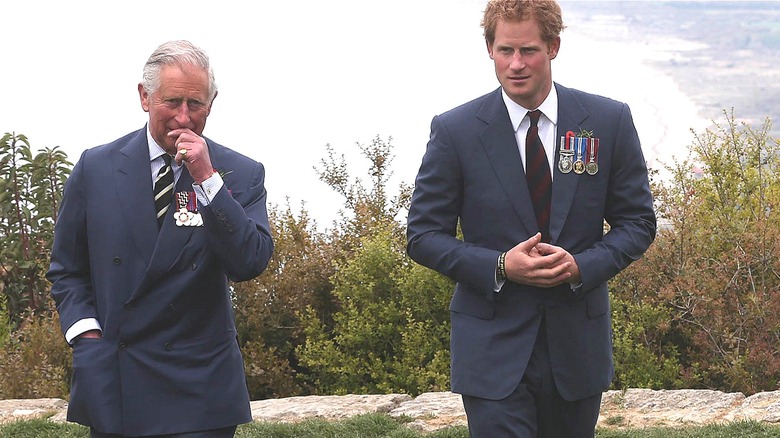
[78,128,146,162]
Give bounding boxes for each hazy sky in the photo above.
[2,0,708,227]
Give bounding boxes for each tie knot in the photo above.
[528,110,542,127]
[161,154,172,166]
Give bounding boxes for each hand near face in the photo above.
[169,128,215,184]
[504,233,577,287]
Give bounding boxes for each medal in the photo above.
[175,208,192,226]
[586,138,599,175]
[558,135,573,174]
[573,137,585,174]
[174,191,204,227]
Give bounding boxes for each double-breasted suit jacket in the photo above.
[407,84,656,402]
[48,127,274,436]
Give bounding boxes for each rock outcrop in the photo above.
[4,390,780,432]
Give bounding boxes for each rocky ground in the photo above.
[5,389,780,432]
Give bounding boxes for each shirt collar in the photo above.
[501,84,559,131]
[146,125,168,163]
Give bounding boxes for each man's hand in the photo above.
[535,240,582,286]
[503,233,577,287]
[76,329,102,341]
[169,128,215,184]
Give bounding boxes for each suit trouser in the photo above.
[90,425,237,438]
[461,315,602,438]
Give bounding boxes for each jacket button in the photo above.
[167,303,176,312]
[164,342,173,351]
[119,341,127,350]
[124,303,134,311]
[113,257,121,265]
[191,263,197,271]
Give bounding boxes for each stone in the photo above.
[388,391,467,432]
[726,391,780,423]
[0,398,67,424]
[250,393,412,422]
[598,389,745,428]
[7,390,780,431]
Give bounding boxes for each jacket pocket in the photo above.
[450,283,495,320]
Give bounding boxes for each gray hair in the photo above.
[141,40,218,101]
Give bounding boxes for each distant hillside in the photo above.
[560,0,780,138]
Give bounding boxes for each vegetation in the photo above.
[0,110,779,403]
[609,111,780,394]
[3,416,780,437]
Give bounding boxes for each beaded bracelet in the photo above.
[498,252,507,280]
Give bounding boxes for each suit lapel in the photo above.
[113,130,157,265]
[477,89,538,236]
[142,167,197,286]
[550,83,589,243]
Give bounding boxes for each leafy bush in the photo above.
[611,111,780,394]
[0,133,70,323]
[0,307,71,399]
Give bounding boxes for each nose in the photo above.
[174,102,191,125]
[509,51,525,70]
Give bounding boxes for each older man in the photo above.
[48,40,274,437]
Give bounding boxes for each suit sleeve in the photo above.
[574,103,656,292]
[199,160,274,282]
[406,115,501,295]
[47,152,100,337]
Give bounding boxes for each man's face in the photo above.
[487,19,559,109]
[138,64,214,154]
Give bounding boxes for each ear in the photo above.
[138,83,150,112]
[206,90,218,116]
[486,40,494,59]
[548,37,561,60]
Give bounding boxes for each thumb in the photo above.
[516,232,542,253]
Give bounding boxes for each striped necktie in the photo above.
[525,110,552,242]
[153,154,174,228]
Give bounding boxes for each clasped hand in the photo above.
[169,128,215,184]
[503,233,581,288]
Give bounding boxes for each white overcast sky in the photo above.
[2,1,708,228]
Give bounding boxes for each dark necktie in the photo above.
[153,154,174,228]
[525,110,552,242]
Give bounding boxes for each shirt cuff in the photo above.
[494,253,506,292]
[65,318,102,344]
[193,172,224,206]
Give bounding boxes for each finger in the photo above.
[174,147,188,166]
[167,128,195,139]
[515,232,542,253]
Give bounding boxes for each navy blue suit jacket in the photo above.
[48,127,274,435]
[407,84,656,401]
